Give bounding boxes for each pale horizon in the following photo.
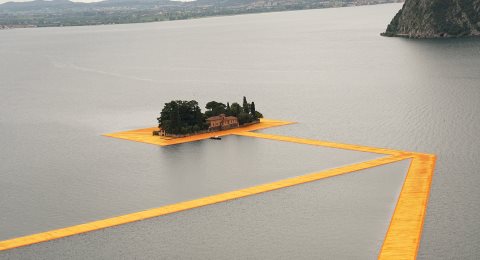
[0,0,193,3]
[0,0,103,4]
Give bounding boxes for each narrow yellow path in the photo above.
[1,129,436,259]
[0,154,406,252]
[379,153,436,260]
[235,131,405,156]
[235,132,436,259]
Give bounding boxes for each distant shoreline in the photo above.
[0,2,402,30]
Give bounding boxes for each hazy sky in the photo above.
[0,0,192,4]
[0,0,103,3]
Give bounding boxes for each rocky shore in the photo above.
[382,0,480,38]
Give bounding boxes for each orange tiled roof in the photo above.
[206,116,223,121]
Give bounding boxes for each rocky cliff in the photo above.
[382,0,480,38]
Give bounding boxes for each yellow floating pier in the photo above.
[379,153,436,260]
[103,118,294,146]
[0,122,436,260]
[234,131,405,156]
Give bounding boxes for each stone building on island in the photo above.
[156,114,240,137]
[206,114,239,131]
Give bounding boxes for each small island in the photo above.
[155,97,263,137]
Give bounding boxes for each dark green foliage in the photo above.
[230,102,242,117]
[250,101,257,120]
[242,96,250,114]
[237,112,250,125]
[226,102,232,116]
[255,111,264,118]
[158,100,207,135]
[205,101,226,118]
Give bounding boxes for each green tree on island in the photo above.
[205,101,226,118]
[230,102,242,117]
[251,101,257,119]
[226,102,232,116]
[251,101,263,119]
[242,96,250,114]
[157,100,207,135]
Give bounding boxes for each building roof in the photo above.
[206,115,223,121]
[206,114,238,121]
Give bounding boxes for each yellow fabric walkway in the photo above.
[1,122,436,260]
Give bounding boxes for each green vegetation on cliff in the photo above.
[382,0,480,38]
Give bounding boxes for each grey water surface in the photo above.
[0,134,383,240]
[1,160,409,260]
[1,3,479,259]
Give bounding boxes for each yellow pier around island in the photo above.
[0,121,436,260]
[102,118,295,146]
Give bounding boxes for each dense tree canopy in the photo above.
[157,100,207,135]
[230,102,242,117]
[205,101,226,118]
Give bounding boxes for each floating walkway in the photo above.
[102,118,294,146]
[0,121,436,260]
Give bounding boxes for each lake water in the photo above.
[1,160,411,259]
[1,3,480,259]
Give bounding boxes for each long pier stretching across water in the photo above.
[0,119,435,259]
